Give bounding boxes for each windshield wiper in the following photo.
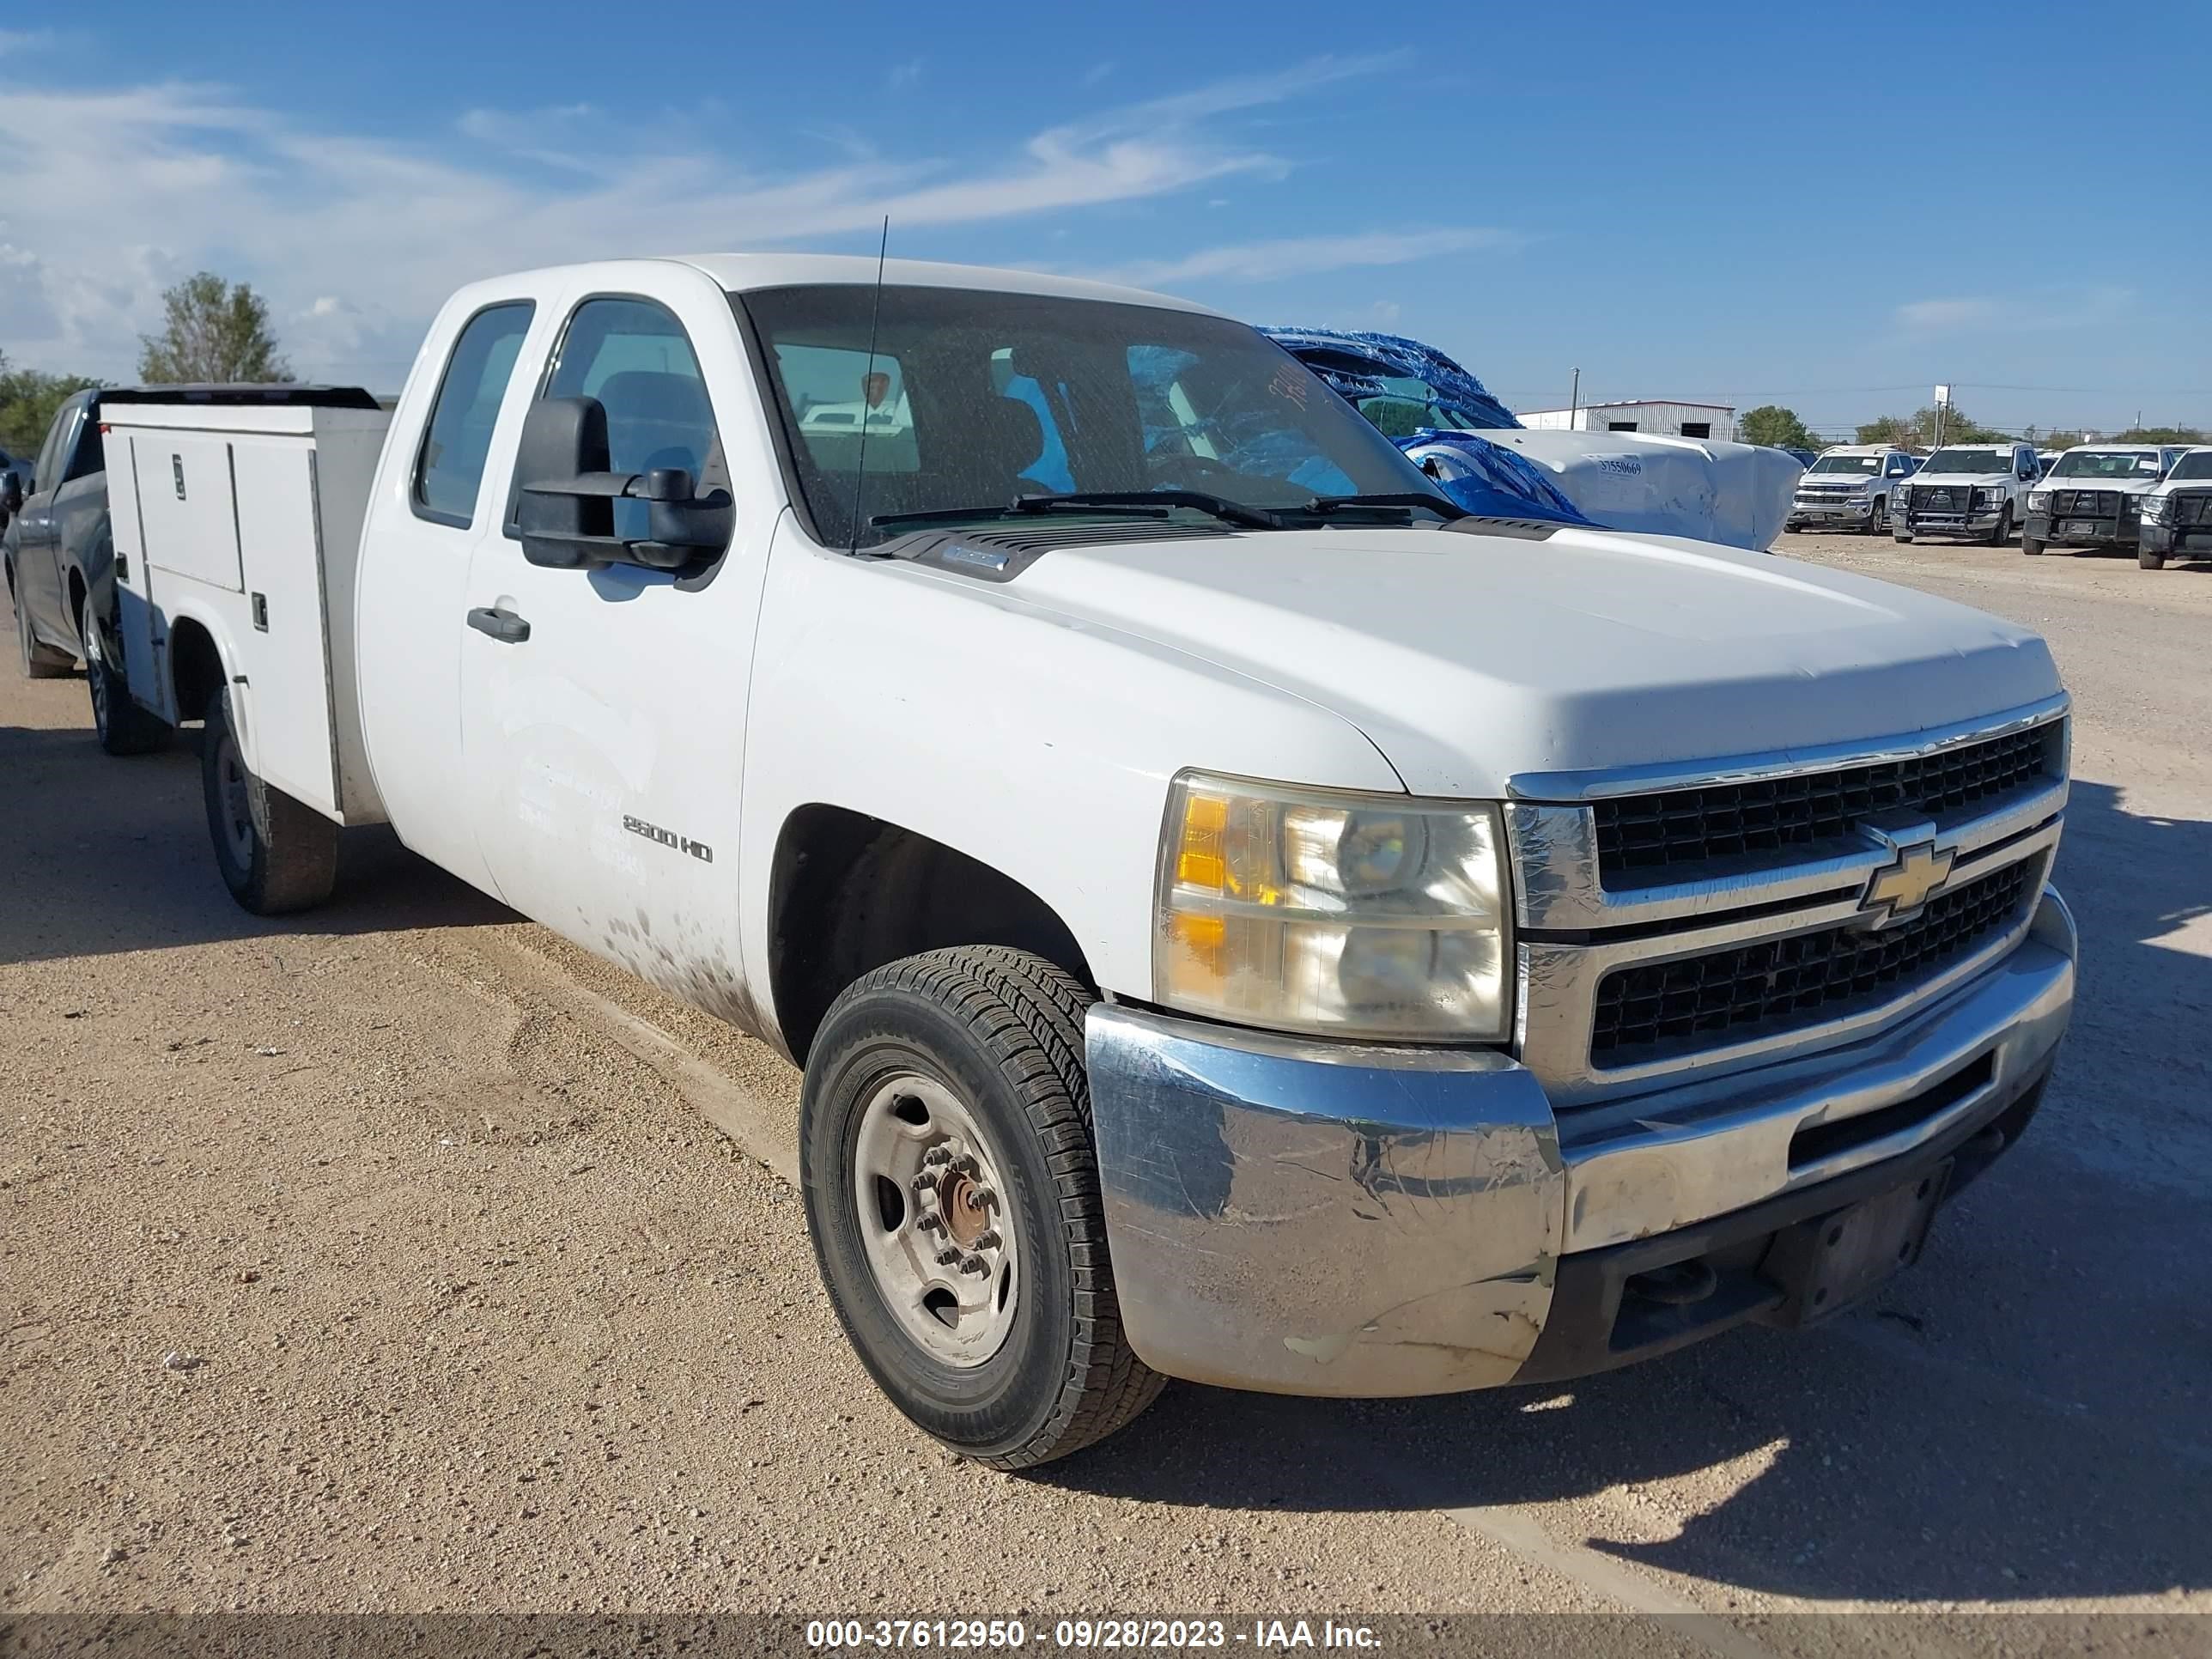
[870,490,1282,535]
[1292,492,1468,523]
[1011,490,1284,531]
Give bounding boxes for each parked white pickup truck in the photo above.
[94,255,2076,1469]
[1787,444,1919,535]
[1893,441,2044,546]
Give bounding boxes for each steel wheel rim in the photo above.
[82,605,108,734]
[850,1070,1018,1368]
[216,732,255,866]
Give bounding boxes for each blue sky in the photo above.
[3,1,2207,435]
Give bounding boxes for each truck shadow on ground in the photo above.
[0,720,513,966]
[1051,777,2212,1608]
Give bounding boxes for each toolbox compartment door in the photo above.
[133,435,243,592]
[229,440,341,818]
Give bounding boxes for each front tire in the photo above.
[800,946,1163,1470]
[82,594,171,756]
[1865,495,1889,536]
[201,687,338,914]
[2139,548,2166,569]
[12,568,72,679]
[1987,504,2014,547]
[2021,535,2045,556]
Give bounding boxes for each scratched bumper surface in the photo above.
[1085,1006,1563,1396]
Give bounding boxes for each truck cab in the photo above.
[95,255,2076,1471]
[1893,441,2042,545]
[1789,444,1918,534]
[2023,443,2188,556]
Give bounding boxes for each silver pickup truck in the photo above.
[1788,445,1920,534]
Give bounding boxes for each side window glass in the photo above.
[34,404,75,490]
[544,298,725,544]
[64,415,106,483]
[414,301,536,526]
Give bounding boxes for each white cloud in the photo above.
[1895,286,2135,333]
[888,58,925,88]
[1097,227,1522,289]
[0,57,1389,383]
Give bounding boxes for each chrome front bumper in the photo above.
[1790,499,1874,522]
[1086,886,2075,1397]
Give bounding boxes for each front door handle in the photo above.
[467,605,531,644]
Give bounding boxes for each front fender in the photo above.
[739,518,1407,1006]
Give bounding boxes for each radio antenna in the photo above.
[848,214,890,557]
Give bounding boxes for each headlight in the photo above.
[2027,490,2051,513]
[1155,772,1511,1042]
[2140,495,2167,523]
[1847,483,1871,496]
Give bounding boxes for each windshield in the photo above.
[2168,450,2212,482]
[2051,449,2162,479]
[1809,454,1881,475]
[1924,448,2010,475]
[738,284,1448,549]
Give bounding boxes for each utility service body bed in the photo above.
[101,388,392,829]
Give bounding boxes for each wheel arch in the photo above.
[765,803,1097,1067]
[162,607,234,730]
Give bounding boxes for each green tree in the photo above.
[1737,404,1817,450]
[2114,426,2205,445]
[2041,431,2085,451]
[0,350,105,459]
[1856,404,2003,447]
[137,272,292,385]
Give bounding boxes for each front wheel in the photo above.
[1866,496,1889,536]
[1986,504,2014,547]
[2021,535,2045,556]
[201,687,338,914]
[2139,548,2166,569]
[800,946,1163,1470]
[82,594,171,756]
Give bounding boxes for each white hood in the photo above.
[2045,472,2163,495]
[1911,470,2011,488]
[1005,525,2059,798]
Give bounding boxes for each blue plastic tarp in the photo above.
[1261,328,1595,527]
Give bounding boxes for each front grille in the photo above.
[1592,726,2053,884]
[2176,493,2212,527]
[1589,858,2037,1064]
[1911,484,1960,511]
[2051,489,2118,517]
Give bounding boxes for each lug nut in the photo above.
[917,1213,944,1233]
[960,1254,988,1276]
[951,1154,979,1177]
[936,1249,961,1267]
[971,1188,998,1211]
[911,1174,937,1195]
[974,1230,1001,1250]
[922,1147,952,1167]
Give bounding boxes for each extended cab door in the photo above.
[354,291,550,892]
[456,270,775,1026]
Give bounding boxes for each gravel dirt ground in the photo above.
[3,532,2208,1653]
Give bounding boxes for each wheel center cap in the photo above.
[941,1174,990,1248]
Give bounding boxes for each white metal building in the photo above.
[1516,399,1737,441]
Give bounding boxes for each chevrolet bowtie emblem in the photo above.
[1860,835,1954,927]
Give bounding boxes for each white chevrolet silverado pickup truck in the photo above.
[92,255,2076,1469]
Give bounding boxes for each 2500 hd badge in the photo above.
[623,814,714,863]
